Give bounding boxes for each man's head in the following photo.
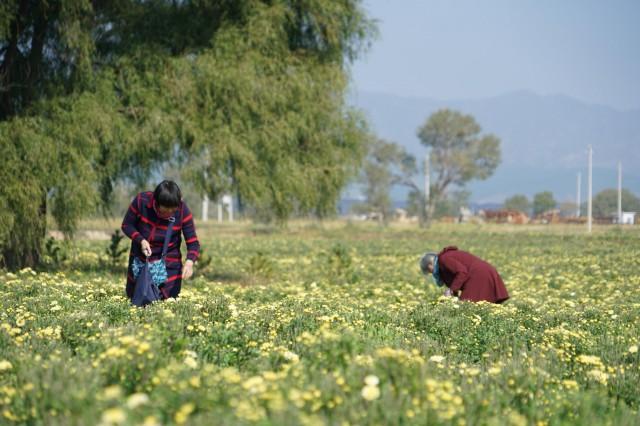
[419,252,437,275]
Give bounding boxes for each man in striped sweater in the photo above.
[121,180,200,300]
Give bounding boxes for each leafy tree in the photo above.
[504,194,530,214]
[417,109,501,223]
[0,1,375,269]
[407,189,470,220]
[532,191,557,216]
[558,200,579,217]
[592,189,640,218]
[356,137,416,223]
[434,190,471,218]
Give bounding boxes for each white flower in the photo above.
[429,355,445,363]
[184,356,198,369]
[283,351,299,363]
[364,375,379,386]
[629,345,638,354]
[126,393,150,409]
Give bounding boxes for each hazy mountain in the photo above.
[348,90,640,203]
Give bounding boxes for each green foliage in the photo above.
[409,189,471,219]
[247,251,275,279]
[432,190,471,218]
[42,237,69,269]
[417,109,501,221]
[0,1,376,269]
[356,137,417,223]
[323,242,360,284]
[533,191,557,216]
[104,230,128,268]
[592,188,640,218]
[504,194,531,213]
[194,247,213,274]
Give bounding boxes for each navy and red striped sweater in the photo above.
[121,191,200,298]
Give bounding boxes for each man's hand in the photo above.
[182,259,194,280]
[140,239,152,257]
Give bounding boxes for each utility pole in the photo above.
[618,162,622,224]
[576,172,581,217]
[587,145,593,233]
[423,154,430,225]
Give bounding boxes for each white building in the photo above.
[621,212,636,225]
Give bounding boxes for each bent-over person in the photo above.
[420,246,509,303]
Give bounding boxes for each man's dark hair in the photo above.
[154,180,182,208]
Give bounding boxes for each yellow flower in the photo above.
[220,367,242,384]
[361,385,380,401]
[488,367,501,375]
[174,402,195,425]
[101,385,122,400]
[629,345,638,354]
[576,355,602,366]
[100,408,126,425]
[142,416,161,426]
[0,361,12,372]
[243,376,266,394]
[586,369,609,385]
[429,355,445,363]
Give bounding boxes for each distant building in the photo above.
[620,212,636,225]
[459,207,473,223]
[479,209,529,224]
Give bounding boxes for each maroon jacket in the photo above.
[438,246,509,303]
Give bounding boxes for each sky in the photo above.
[350,0,640,111]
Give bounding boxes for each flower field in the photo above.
[1,223,639,425]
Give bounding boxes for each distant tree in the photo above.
[405,190,423,219]
[407,189,470,220]
[558,200,579,217]
[592,189,640,218]
[417,109,501,223]
[433,190,471,218]
[504,194,530,214]
[532,191,557,216]
[357,137,416,223]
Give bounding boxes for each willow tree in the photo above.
[0,1,375,269]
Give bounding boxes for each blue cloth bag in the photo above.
[131,214,177,306]
[132,260,161,307]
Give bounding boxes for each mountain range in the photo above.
[347,90,640,204]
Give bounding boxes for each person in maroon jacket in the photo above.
[121,180,200,300]
[420,246,509,303]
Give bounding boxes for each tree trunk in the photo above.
[0,0,28,119]
[24,4,48,107]
[2,192,47,270]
